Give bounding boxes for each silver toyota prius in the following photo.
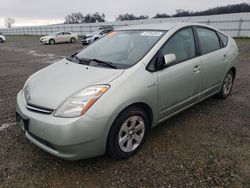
[16,23,239,160]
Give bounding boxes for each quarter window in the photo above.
[217,32,228,47]
[161,28,196,64]
[196,27,220,54]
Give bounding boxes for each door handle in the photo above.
[193,65,201,73]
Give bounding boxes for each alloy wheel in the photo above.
[223,73,233,95]
[118,116,145,153]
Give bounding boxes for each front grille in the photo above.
[26,103,54,115]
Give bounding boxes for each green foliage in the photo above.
[116,14,149,21]
[65,12,105,24]
[172,3,250,17]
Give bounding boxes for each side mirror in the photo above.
[163,54,176,67]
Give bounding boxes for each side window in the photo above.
[196,27,220,54]
[161,28,196,64]
[217,32,228,47]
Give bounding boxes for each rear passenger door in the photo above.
[63,32,71,42]
[195,27,228,98]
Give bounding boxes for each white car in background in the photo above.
[81,28,113,45]
[0,32,6,43]
[40,32,78,45]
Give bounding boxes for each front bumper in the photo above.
[0,36,5,42]
[81,39,91,45]
[40,39,49,44]
[16,90,110,160]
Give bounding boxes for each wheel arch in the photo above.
[105,102,154,156]
[117,102,154,128]
[49,38,55,43]
[70,37,76,41]
[230,67,236,79]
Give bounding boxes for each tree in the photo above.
[84,12,105,23]
[92,12,105,22]
[153,13,171,18]
[172,3,250,17]
[173,9,192,17]
[116,14,149,21]
[152,3,250,18]
[64,12,105,24]
[4,17,15,28]
[64,12,84,24]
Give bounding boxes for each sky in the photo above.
[0,0,249,27]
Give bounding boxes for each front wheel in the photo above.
[0,38,3,43]
[107,106,150,159]
[217,70,234,99]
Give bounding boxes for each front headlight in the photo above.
[54,85,110,118]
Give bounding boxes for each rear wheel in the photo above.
[217,70,234,99]
[49,39,55,45]
[70,37,76,43]
[0,38,3,43]
[107,106,150,159]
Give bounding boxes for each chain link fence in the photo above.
[1,13,250,37]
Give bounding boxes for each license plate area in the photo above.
[16,113,29,132]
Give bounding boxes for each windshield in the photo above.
[92,31,101,35]
[76,30,165,68]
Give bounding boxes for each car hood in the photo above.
[25,58,124,109]
[85,34,94,37]
[40,36,51,40]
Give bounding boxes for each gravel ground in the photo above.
[0,36,249,188]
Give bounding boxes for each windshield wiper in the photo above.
[90,59,117,69]
[67,54,117,69]
[68,53,89,65]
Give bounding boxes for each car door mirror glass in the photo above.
[164,54,176,67]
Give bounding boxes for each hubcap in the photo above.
[118,116,145,153]
[223,74,233,95]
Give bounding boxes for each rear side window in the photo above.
[63,32,70,35]
[161,27,196,64]
[217,32,228,47]
[196,27,220,54]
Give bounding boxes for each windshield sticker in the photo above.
[141,32,163,37]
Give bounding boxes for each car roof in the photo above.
[116,22,215,31]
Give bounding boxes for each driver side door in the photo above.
[157,27,201,120]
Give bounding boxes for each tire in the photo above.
[0,38,3,43]
[107,106,150,159]
[49,39,55,45]
[217,70,234,99]
[94,38,98,41]
[70,37,76,43]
